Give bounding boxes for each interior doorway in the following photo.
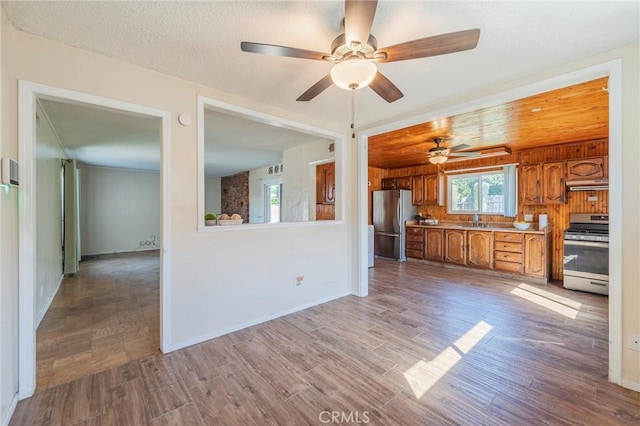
[18,81,171,399]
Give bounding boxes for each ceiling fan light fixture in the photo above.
[330,59,377,90]
[429,155,448,164]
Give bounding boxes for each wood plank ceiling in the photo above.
[368,77,609,169]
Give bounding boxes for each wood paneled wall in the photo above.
[369,139,609,280]
[368,167,385,224]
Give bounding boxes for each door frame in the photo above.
[357,59,624,386]
[17,81,172,399]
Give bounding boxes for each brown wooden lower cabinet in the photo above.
[523,234,546,277]
[444,229,466,265]
[424,228,444,261]
[494,231,524,273]
[406,227,425,259]
[467,230,493,269]
[407,225,549,281]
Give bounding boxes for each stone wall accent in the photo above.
[221,171,249,222]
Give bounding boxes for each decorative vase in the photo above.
[205,220,216,226]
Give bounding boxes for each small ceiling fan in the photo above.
[241,0,480,103]
[429,137,480,164]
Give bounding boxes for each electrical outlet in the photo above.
[587,195,598,202]
[295,275,304,288]
[629,334,640,352]
[524,214,533,222]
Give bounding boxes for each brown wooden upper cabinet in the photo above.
[424,174,439,205]
[411,175,424,205]
[541,161,565,204]
[410,174,440,206]
[381,176,411,190]
[316,162,335,204]
[519,164,541,205]
[566,157,606,180]
[520,161,566,205]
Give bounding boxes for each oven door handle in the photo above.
[564,240,609,248]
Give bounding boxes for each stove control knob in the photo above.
[579,236,585,240]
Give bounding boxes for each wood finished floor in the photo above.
[12,257,639,425]
[35,251,160,390]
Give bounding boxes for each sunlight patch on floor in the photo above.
[404,321,492,398]
[453,320,493,354]
[511,283,581,319]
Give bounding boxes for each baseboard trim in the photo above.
[166,290,351,353]
[2,392,18,426]
[621,378,640,392]
[36,274,64,328]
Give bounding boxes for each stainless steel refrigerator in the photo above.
[373,189,416,261]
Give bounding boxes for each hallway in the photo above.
[36,251,160,390]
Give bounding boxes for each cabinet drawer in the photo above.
[495,232,523,242]
[406,241,424,251]
[407,234,424,243]
[495,260,523,273]
[495,251,523,263]
[407,227,424,235]
[407,249,424,259]
[494,241,522,253]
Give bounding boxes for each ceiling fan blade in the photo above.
[449,152,481,157]
[296,75,334,101]
[369,71,404,103]
[449,143,470,152]
[344,0,378,47]
[241,42,327,61]
[378,29,480,63]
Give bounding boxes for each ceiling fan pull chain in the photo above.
[351,87,356,139]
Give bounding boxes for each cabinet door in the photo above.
[524,234,546,277]
[411,176,424,205]
[542,161,565,204]
[424,228,444,261]
[519,164,541,205]
[381,178,397,190]
[323,163,335,204]
[566,157,605,180]
[467,230,493,269]
[397,176,412,190]
[445,229,466,265]
[424,174,439,205]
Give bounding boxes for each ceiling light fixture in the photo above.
[330,59,377,90]
[429,154,448,164]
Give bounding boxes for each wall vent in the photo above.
[2,158,19,186]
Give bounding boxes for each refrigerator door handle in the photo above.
[396,201,401,231]
[375,232,398,237]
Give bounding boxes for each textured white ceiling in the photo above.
[38,99,162,171]
[5,1,638,132]
[38,99,325,175]
[203,109,329,177]
[3,1,639,129]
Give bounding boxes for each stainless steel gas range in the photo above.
[563,213,609,295]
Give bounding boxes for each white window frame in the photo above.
[446,170,505,215]
[264,182,282,223]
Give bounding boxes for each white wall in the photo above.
[248,165,282,223]
[2,18,351,399]
[282,139,334,222]
[79,165,160,255]
[204,175,221,216]
[0,8,17,426]
[34,103,64,324]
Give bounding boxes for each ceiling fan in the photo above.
[241,0,480,103]
[429,137,480,164]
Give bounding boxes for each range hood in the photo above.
[566,178,609,191]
